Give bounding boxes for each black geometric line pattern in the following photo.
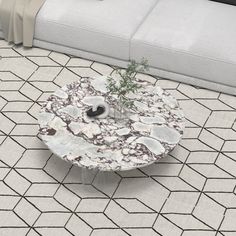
[0,39,236,236]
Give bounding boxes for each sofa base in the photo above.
[33,39,129,68]
[34,39,236,96]
[149,67,236,96]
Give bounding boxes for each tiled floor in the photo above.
[0,39,236,236]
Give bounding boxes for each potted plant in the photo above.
[106,58,149,119]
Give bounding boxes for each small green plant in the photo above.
[107,58,149,109]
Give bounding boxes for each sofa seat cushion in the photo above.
[131,0,236,87]
[35,0,157,60]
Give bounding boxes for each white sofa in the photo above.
[1,0,236,95]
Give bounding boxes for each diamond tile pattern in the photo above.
[0,40,236,235]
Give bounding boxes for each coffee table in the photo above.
[38,76,185,171]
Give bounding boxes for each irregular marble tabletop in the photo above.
[38,76,185,171]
